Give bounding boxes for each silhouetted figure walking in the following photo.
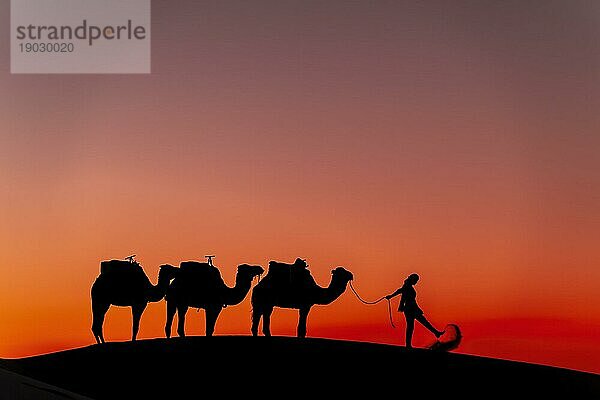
[386,273,444,348]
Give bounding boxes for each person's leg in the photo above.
[404,314,415,348]
[415,314,444,338]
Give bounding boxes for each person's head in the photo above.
[404,273,419,286]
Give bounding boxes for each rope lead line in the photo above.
[349,281,396,329]
[349,281,386,304]
[387,299,395,329]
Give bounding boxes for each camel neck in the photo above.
[146,270,172,302]
[313,276,349,305]
[223,273,253,306]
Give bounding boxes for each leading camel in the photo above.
[251,258,353,338]
[91,259,178,343]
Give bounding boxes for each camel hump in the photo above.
[100,259,144,278]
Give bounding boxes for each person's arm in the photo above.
[385,287,402,300]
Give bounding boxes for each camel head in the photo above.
[237,264,264,280]
[158,264,179,281]
[331,266,353,283]
[294,258,308,268]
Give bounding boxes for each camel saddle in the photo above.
[100,259,144,277]
[179,261,222,282]
[268,258,308,271]
[267,260,314,288]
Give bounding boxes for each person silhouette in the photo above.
[386,273,444,348]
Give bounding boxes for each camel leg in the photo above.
[131,303,147,341]
[251,307,261,337]
[92,301,109,344]
[165,300,176,338]
[297,307,310,338]
[205,306,221,337]
[177,305,189,337]
[262,307,274,337]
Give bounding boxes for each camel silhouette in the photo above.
[91,259,178,343]
[251,259,354,338]
[165,261,264,337]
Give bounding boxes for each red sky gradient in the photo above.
[1,1,599,373]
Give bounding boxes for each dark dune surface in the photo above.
[2,336,599,399]
[0,366,93,400]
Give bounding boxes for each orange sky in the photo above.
[1,1,599,374]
